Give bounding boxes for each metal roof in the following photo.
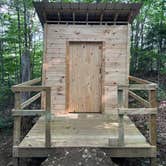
[33,2,142,26]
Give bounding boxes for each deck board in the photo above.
[19,113,150,148]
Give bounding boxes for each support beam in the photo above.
[46,20,128,24]
[20,92,41,109]
[129,90,150,107]
[13,146,156,158]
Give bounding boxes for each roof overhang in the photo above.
[33,2,142,26]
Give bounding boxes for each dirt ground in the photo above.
[0,104,165,166]
[41,148,119,166]
[0,129,13,166]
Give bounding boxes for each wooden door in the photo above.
[67,42,102,113]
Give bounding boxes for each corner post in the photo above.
[13,92,21,166]
[13,92,21,146]
[149,89,157,166]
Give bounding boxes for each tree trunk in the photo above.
[0,40,4,84]
[133,17,140,73]
[16,1,22,82]
[21,50,31,102]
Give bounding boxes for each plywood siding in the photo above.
[43,24,129,114]
[68,42,102,113]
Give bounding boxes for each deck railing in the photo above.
[12,76,157,149]
[117,76,157,147]
[12,78,51,147]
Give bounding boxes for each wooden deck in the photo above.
[13,113,156,159]
[19,113,149,148]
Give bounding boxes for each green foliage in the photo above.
[158,88,166,101]
[0,0,43,129]
[130,0,166,81]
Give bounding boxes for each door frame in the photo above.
[65,41,105,113]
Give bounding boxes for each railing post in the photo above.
[149,89,157,146]
[149,89,157,166]
[13,92,21,146]
[118,89,124,146]
[45,87,51,147]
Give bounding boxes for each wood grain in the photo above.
[68,42,102,113]
[43,24,129,114]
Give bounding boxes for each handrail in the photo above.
[129,75,154,84]
[13,77,41,87]
[117,76,157,147]
[118,84,157,90]
[12,86,50,92]
[12,109,45,116]
[12,78,51,148]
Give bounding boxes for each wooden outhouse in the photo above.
[12,2,158,166]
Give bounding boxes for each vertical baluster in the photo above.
[45,87,51,147]
[118,89,124,146]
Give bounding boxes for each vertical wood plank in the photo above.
[66,41,70,113]
[13,92,21,146]
[45,87,51,147]
[124,24,131,108]
[101,41,105,113]
[41,23,48,110]
[69,42,102,113]
[149,90,157,146]
[118,89,124,146]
